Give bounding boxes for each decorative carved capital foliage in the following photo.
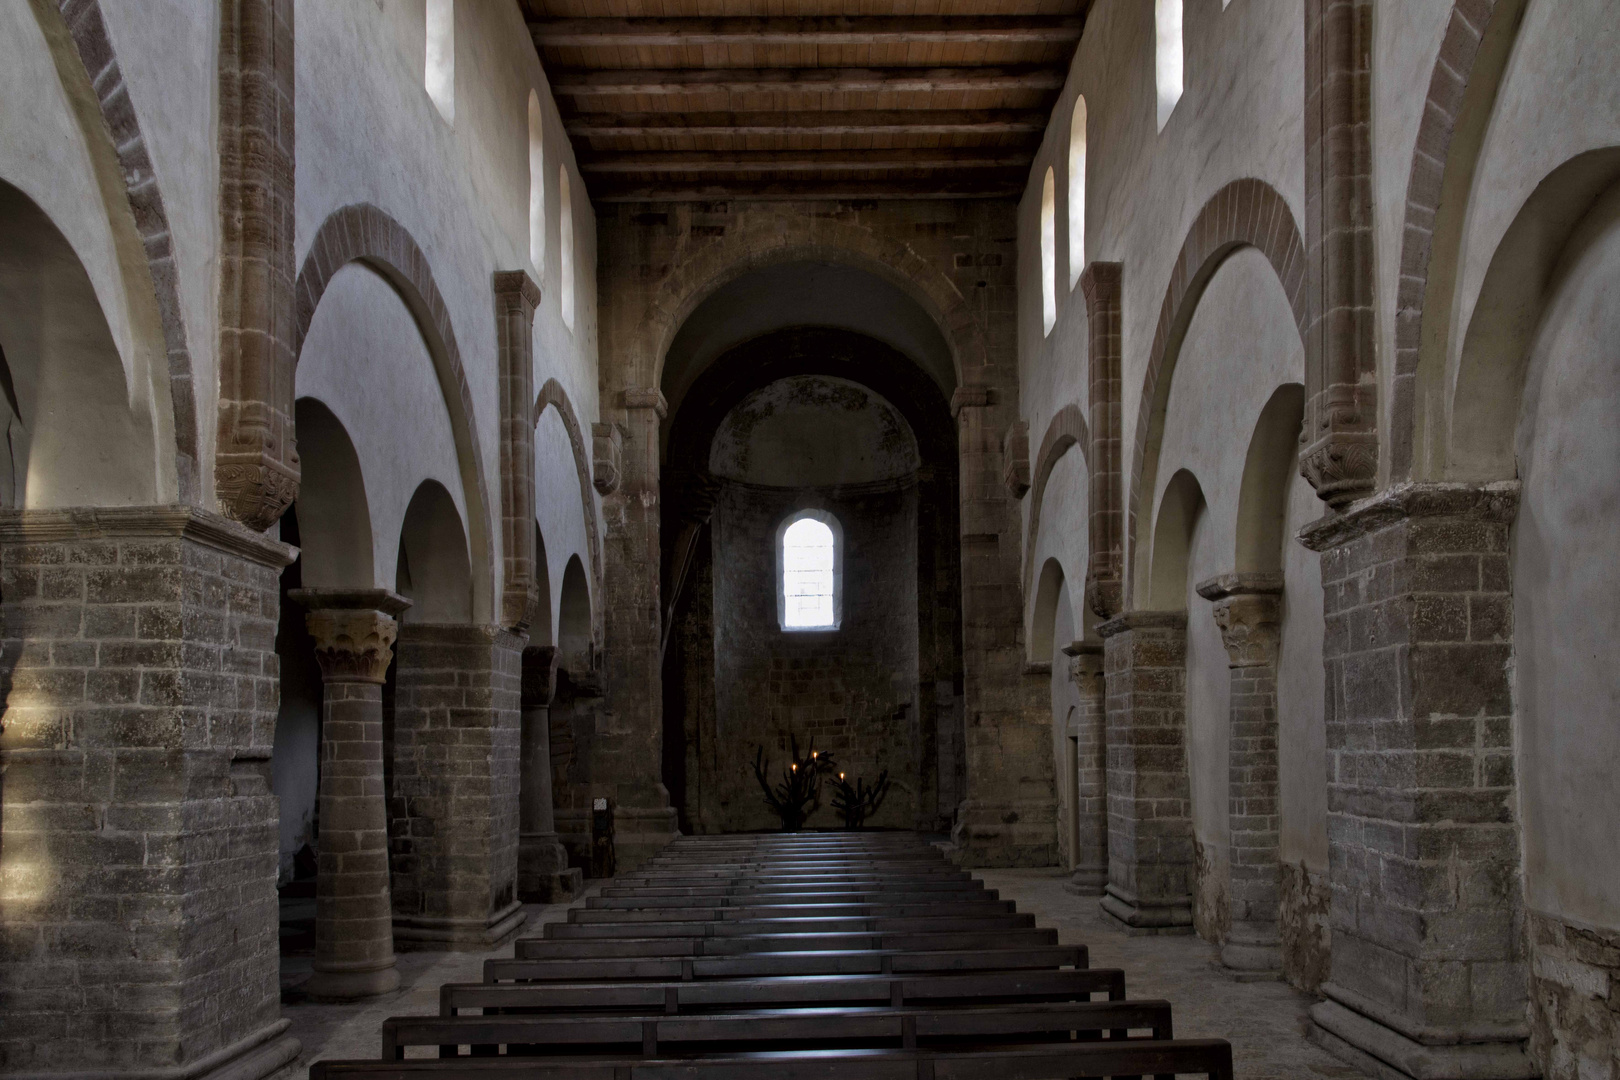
[522,644,560,709]
[290,589,411,683]
[1001,420,1030,498]
[592,422,623,495]
[1062,639,1104,692]
[1197,574,1284,668]
[1301,0,1378,508]
[496,270,541,632]
[621,387,668,418]
[216,0,298,531]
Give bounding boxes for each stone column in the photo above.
[1197,573,1285,978]
[1299,482,1535,1080]
[289,588,408,1000]
[1096,610,1194,933]
[950,386,1059,867]
[0,507,300,1079]
[519,644,584,901]
[589,387,678,871]
[388,624,528,949]
[1061,640,1109,895]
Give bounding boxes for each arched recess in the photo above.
[638,211,987,391]
[533,377,603,648]
[0,180,161,509]
[395,479,472,623]
[1445,150,1620,480]
[1030,558,1069,662]
[1148,469,1206,611]
[1023,403,1090,613]
[1234,384,1306,573]
[30,0,196,501]
[1386,0,1530,481]
[557,554,591,673]
[1128,180,1306,605]
[292,397,373,587]
[294,203,494,622]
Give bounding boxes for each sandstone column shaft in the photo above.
[1062,640,1109,895]
[291,589,408,1000]
[1097,610,1193,932]
[519,645,582,901]
[1198,574,1284,976]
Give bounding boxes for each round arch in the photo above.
[292,397,373,588]
[1149,469,1207,612]
[1023,403,1090,617]
[636,211,988,391]
[557,554,592,673]
[1234,384,1306,574]
[294,203,495,623]
[395,479,473,623]
[1030,557,1071,663]
[1127,179,1306,605]
[533,377,603,649]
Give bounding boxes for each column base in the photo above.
[1099,883,1193,935]
[520,832,584,901]
[393,900,527,951]
[1308,997,1538,1080]
[950,800,1060,867]
[303,961,400,1002]
[1062,864,1108,896]
[1219,921,1282,979]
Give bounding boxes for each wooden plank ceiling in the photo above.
[517,0,1090,201]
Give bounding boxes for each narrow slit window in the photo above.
[1040,166,1057,336]
[559,165,575,330]
[779,515,839,631]
[1155,0,1184,132]
[426,0,454,122]
[1068,96,1087,289]
[528,92,544,272]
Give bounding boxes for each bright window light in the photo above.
[782,517,836,630]
[528,92,544,272]
[559,165,575,330]
[1068,96,1087,289]
[1040,167,1057,336]
[1155,0,1183,132]
[426,0,454,123]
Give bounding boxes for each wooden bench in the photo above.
[381,999,1177,1059]
[442,968,1131,1017]
[311,1040,1234,1080]
[514,929,1057,960]
[485,945,1088,983]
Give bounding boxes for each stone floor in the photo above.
[270,870,1365,1079]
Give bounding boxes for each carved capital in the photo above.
[1197,574,1283,668]
[290,588,411,683]
[621,387,668,418]
[493,269,541,313]
[591,422,623,495]
[1299,422,1378,509]
[1061,639,1104,694]
[950,385,992,416]
[216,455,299,531]
[522,644,560,709]
[1001,420,1030,498]
[1084,574,1122,621]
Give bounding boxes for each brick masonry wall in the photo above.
[388,624,523,945]
[1528,910,1620,1080]
[0,508,294,1074]
[1300,482,1536,1075]
[708,482,920,833]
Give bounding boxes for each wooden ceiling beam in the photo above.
[579,150,1034,174]
[591,180,1024,202]
[531,16,1083,49]
[565,110,1049,139]
[548,66,1066,99]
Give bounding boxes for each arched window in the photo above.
[1155,0,1183,132]
[1040,167,1057,336]
[559,165,575,330]
[778,512,841,631]
[426,0,454,122]
[528,92,544,272]
[1067,96,1087,289]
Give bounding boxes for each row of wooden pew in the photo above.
[310,832,1233,1079]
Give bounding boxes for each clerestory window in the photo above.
[778,512,841,631]
[1155,0,1184,132]
[425,0,455,123]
